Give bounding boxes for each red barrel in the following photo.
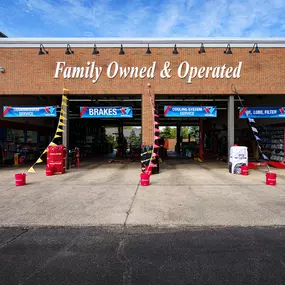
[46,165,53,176]
[241,165,248,176]
[266,172,277,186]
[14,173,26,186]
[140,173,150,186]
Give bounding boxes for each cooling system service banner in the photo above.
[239,107,285,118]
[164,106,217,117]
[80,106,133,118]
[3,106,57,117]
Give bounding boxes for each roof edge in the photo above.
[1,37,285,47]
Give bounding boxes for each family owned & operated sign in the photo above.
[54,61,243,84]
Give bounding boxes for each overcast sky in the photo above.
[1,0,285,37]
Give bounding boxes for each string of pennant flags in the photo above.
[27,88,69,173]
[140,88,161,171]
[234,88,270,171]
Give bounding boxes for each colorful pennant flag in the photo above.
[149,162,157,167]
[59,122,66,127]
[154,114,159,117]
[63,87,69,92]
[62,95,68,101]
[54,135,61,139]
[36,158,43,164]
[262,153,269,160]
[251,126,258,133]
[28,167,36,173]
[60,115,67,121]
[49,142,57,146]
[154,121,159,125]
[56,128,64,133]
[249,118,255,123]
[153,144,160,148]
[254,135,261,141]
[62,102,68,107]
[43,149,48,154]
[61,109,66,115]
[154,136,161,140]
[155,128,160,133]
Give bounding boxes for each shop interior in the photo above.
[0,95,59,166]
[1,94,284,168]
[155,95,285,167]
[68,95,142,161]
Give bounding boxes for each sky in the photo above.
[0,0,285,38]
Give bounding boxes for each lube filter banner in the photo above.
[3,106,57,117]
[164,106,217,117]
[80,106,133,118]
[239,107,285,118]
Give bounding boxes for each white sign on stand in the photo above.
[229,146,248,174]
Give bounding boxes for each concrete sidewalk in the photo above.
[0,159,284,227]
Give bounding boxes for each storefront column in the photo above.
[142,85,154,146]
[62,92,70,170]
[199,119,204,160]
[227,95,235,156]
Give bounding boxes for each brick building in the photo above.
[0,38,285,166]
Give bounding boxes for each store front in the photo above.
[0,38,285,169]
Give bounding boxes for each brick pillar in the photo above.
[142,86,154,146]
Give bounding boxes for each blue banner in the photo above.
[164,106,217,117]
[80,106,133,118]
[239,107,285,118]
[3,106,57,117]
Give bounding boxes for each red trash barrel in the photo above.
[241,165,248,176]
[14,173,26,186]
[266,172,277,186]
[140,173,150,186]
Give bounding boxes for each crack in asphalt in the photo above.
[0,228,28,249]
[116,238,132,285]
[19,233,83,285]
[124,181,140,227]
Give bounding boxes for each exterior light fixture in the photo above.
[249,43,260,54]
[146,44,151,54]
[198,43,206,54]
[172,44,179,54]
[224,44,232,54]
[0,67,5,73]
[65,44,74,55]
[92,44,99,55]
[38,44,48,55]
[119,44,125,55]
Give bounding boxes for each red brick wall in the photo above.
[0,47,284,95]
[1,47,285,144]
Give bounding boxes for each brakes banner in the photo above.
[3,106,57,117]
[239,107,285,118]
[164,106,217,117]
[80,106,133,118]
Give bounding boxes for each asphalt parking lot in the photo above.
[1,226,285,285]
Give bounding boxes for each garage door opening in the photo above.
[155,95,227,164]
[68,94,142,165]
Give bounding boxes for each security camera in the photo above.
[0,67,5,73]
